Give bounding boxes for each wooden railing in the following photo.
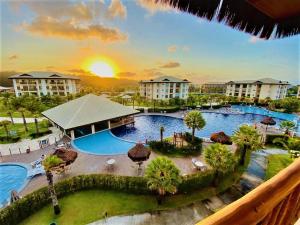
[196,157,300,225]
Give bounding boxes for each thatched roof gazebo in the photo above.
[128,143,151,162]
[210,131,232,145]
[261,116,276,131]
[52,148,78,165]
[160,0,300,39]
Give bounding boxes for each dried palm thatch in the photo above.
[52,148,78,165]
[159,0,300,39]
[128,143,151,162]
[210,131,232,145]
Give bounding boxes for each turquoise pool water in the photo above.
[0,164,28,207]
[72,130,135,155]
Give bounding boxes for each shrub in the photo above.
[135,108,145,113]
[179,171,214,192]
[0,136,21,143]
[29,130,52,139]
[148,106,180,113]
[265,134,288,145]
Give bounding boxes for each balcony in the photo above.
[196,158,300,225]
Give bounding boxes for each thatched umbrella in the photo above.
[261,117,276,131]
[52,148,78,165]
[128,143,151,173]
[210,132,232,145]
[160,0,300,39]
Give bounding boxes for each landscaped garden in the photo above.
[265,154,294,180]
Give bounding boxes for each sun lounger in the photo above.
[28,165,45,178]
[192,158,206,171]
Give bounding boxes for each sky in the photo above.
[0,0,299,84]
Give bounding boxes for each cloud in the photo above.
[117,71,136,78]
[143,68,164,77]
[137,0,174,14]
[8,55,18,60]
[67,69,93,76]
[107,0,127,19]
[21,16,127,42]
[11,1,93,21]
[160,61,180,68]
[182,46,190,51]
[249,36,265,44]
[168,45,177,52]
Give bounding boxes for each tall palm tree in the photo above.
[42,155,64,215]
[145,157,182,204]
[7,110,14,124]
[160,126,165,142]
[18,107,28,132]
[0,120,11,139]
[33,113,39,135]
[232,125,262,166]
[184,110,206,141]
[204,143,236,186]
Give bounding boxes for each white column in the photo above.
[108,121,111,129]
[12,79,19,97]
[41,79,47,95]
[91,124,95,134]
[70,130,75,140]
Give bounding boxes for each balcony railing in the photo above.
[110,117,134,129]
[196,157,300,225]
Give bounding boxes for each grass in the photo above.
[0,121,50,143]
[265,154,294,180]
[19,188,215,225]
[0,98,34,117]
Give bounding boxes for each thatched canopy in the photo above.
[210,131,232,145]
[128,143,151,162]
[160,0,300,39]
[52,148,78,165]
[261,117,276,126]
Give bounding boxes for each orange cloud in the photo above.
[168,45,177,52]
[117,71,136,78]
[8,54,18,60]
[160,61,180,68]
[21,16,127,42]
[107,0,127,19]
[137,0,174,14]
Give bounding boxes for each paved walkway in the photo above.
[0,117,45,123]
[0,127,63,156]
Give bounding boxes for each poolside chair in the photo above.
[28,165,45,178]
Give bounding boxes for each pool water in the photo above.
[0,164,28,207]
[72,130,135,155]
[111,113,285,142]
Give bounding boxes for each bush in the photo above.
[265,134,288,145]
[0,136,21,143]
[179,171,214,192]
[29,130,52,139]
[148,106,180,113]
[135,108,145,113]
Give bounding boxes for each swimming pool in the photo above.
[72,130,135,155]
[111,113,286,142]
[0,164,28,207]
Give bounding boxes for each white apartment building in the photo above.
[226,78,289,100]
[9,72,80,97]
[139,76,190,100]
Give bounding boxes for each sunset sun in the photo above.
[89,61,115,78]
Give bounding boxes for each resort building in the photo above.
[42,94,139,139]
[201,82,226,94]
[139,76,190,100]
[9,72,79,97]
[225,78,289,100]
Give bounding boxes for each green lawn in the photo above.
[265,154,294,180]
[20,188,215,225]
[0,121,50,143]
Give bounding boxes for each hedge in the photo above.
[265,134,289,145]
[0,136,21,143]
[0,170,241,225]
[148,106,180,113]
[29,130,52,139]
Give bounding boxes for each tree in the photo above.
[145,157,182,204]
[160,126,165,142]
[232,125,262,166]
[0,120,11,139]
[18,107,28,132]
[204,143,236,186]
[280,121,296,134]
[42,155,64,215]
[7,110,14,124]
[184,110,206,141]
[280,97,300,113]
[33,113,40,135]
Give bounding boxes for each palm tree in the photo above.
[33,113,39,135]
[232,125,262,166]
[145,157,182,204]
[0,120,11,139]
[7,110,14,125]
[18,107,28,132]
[204,143,236,186]
[160,126,165,142]
[280,121,296,135]
[42,155,64,215]
[184,110,206,141]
